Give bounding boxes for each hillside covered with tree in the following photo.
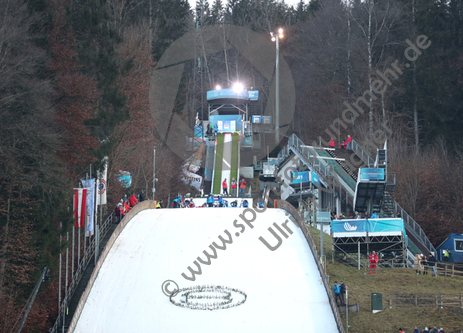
[0,0,462,330]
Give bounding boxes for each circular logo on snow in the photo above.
[169,285,247,311]
[150,24,295,163]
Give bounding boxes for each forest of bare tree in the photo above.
[0,0,462,330]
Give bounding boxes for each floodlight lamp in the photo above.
[215,85,221,91]
[271,36,276,42]
[279,34,284,39]
[233,83,244,92]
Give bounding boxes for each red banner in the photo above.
[73,188,87,228]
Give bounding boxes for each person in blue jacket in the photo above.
[333,281,341,305]
[207,194,214,207]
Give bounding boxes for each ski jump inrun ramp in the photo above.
[69,204,341,332]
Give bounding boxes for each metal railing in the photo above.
[277,134,356,199]
[351,139,436,255]
[51,212,116,333]
[351,139,375,167]
[394,202,436,254]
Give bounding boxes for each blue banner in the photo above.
[311,172,321,187]
[331,218,407,239]
[81,179,95,235]
[248,91,259,100]
[207,89,248,100]
[360,168,385,180]
[292,171,309,184]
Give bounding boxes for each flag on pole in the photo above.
[96,157,108,206]
[73,188,87,228]
[81,179,95,236]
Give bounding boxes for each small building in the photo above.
[436,233,463,263]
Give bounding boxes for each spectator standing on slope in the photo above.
[369,251,379,275]
[139,190,145,202]
[333,281,341,305]
[239,178,246,197]
[340,280,347,305]
[346,134,352,149]
[414,254,422,275]
[231,178,237,197]
[340,139,346,149]
[207,193,214,207]
[129,193,139,207]
[222,178,228,196]
[422,255,429,275]
[329,139,335,148]
[122,199,130,214]
[413,326,420,333]
[428,253,437,276]
[115,203,122,223]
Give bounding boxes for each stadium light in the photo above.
[215,85,221,91]
[270,28,284,145]
[233,82,244,93]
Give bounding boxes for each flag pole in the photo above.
[78,188,81,268]
[94,178,98,265]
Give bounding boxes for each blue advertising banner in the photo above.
[360,168,385,181]
[292,171,309,184]
[248,91,259,100]
[81,179,95,236]
[209,115,243,131]
[331,219,407,241]
[207,89,248,100]
[311,172,321,188]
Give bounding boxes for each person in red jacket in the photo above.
[340,139,346,149]
[239,178,246,198]
[346,134,352,149]
[329,139,335,148]
[123,200,131,214]
[369,251,379,275]
[222,178,228,196]
[129,193,138,207]
[231,178,237,197]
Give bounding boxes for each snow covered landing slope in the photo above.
[71,208,339,333]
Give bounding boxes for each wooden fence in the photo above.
[385,293,463,308]
[415,262,463,278]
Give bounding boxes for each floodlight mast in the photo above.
[270,28,284,146]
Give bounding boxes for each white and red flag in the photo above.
[73,188,87,228]
[96,157,108,206]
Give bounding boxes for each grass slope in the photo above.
[307,226,463,333]
[212,134,224,194]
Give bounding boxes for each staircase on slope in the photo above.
[327,148,365,182]
[350,139,436,256]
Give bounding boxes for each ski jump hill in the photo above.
[68,201,343,333]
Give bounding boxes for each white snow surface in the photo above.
[73,208,339,333]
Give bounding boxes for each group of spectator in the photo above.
[328,135,352,149]
[410,326,446,333]
[206,122,218,138]
[333,280,347,306]
[114,191,145,222]
[414,252,437,276]
[222,178,247,197]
